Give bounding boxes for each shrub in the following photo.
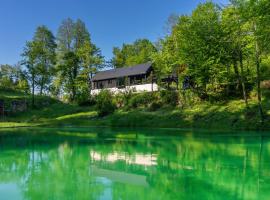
[159,90,179,106]
[76,91,92,106]
[129,92,156,109]
[95,90,116,116]
[148,101,162,111]
[115,90,133,108]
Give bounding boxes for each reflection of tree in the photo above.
[89,135,270,200]
[0,138,106,199]
[0,128,269,200]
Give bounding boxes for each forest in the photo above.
[0,0,270,127]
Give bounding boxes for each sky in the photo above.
[0,0,229,65]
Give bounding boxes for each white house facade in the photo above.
[91,63,158,95]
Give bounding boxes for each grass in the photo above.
[0,88,269,130]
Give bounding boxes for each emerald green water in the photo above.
[0,128,269,200]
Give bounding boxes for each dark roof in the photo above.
[92,63,152,81]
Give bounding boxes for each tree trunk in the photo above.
[233,59,241,91]
[40,81,44,95]
[71,83,76,102]
[255,41,264,122]
[89,72,93,97]
[239,50,248,108]
[31,74,35,107]
[226,65,230,96]
[254,22,264,122]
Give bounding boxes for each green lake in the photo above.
[0,127,269,200]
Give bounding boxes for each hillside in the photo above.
[0,88,269,130]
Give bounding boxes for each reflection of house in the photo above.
[91,166,149,187]
[91,63,158,95]
[90,151,157,187]
[90,151,157,167]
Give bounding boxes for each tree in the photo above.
[0,64,16,89]
[56,18,104,102]
[22,41,39,106]
[76,40,104,99]
[163,13,179,35]
[58,51,80,102]
[112,39,157,68]
[248,0,270,122]
[33,26,57,95]
[232,0,270,121]
[57,18,75,53]
[21,26,56,106]
[162,3,226,97]
[221,5,252,107]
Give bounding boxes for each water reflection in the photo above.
[90,151,157,166]
[0,128,269,200]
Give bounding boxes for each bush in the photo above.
[148,101,163,111]
[95,90,116,116]
[114,90,133,108]
[129,92,156,109]
[159,90,179,106]
[76,91,91,106]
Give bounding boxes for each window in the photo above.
[117,78,125,88]
[98,82,103,89]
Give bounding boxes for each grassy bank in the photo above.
[0,89,269,130]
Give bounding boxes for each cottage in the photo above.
[91,63,158,95]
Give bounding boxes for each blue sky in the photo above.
[0,0,228,65]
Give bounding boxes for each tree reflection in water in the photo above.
[0,128,269,200]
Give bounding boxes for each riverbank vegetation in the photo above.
[0,87,269,130]
[0,0,270,129]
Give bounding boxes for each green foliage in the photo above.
[1,0,270,126]
[151,0,270,123]
[128,92,156,109]
[57,51,80,101]
[148,101,163,111]
[76,90,91,106]
[55,18,104,102]
[112,39,157,68]
[95,90,116,116]
[22,26,56,95]
[159,90,179,106]
[0,64,30,93]
[114,90,133,108]
[16,79,30,94]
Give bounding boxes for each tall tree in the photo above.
[170,2,226,96]
[56,18,104,101]
[233,0,270,121]
[33,26,57,95]
[58,52,80,101]
[57,18,75,53]
[22,41,39,106]
[222,5,251,107]
[77,40,104,97]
